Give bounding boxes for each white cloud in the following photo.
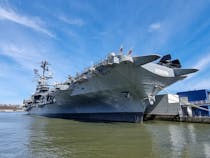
[192,78,210,89]
[0,7,54,38]
[148,22,161,32]
[165,53,210,93]
[0,43,43,69]
[176,52,210,83]
[59,15,84,26]
[194,53,210,70]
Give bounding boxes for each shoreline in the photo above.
[0,109,24,112]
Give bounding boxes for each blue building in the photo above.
[177,89,210,117]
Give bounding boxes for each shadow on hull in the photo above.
[28,112,144,123]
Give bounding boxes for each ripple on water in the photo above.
[0,113,210,158]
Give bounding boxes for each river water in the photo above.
[0,112,210,158]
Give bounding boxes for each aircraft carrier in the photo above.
[23,48,198,122]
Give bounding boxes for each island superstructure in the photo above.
[23,48,198,122]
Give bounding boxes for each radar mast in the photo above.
[34,60,52,92]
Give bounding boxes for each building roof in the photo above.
[177,89,209,102]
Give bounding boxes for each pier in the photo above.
[144,89,210,124]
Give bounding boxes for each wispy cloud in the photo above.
[182,52,210,80]
[0,63,8,78]
[167,53,210,92]
[58,15,84,26]
[148,22,161,32]
[0,43,43,69]
[194,53,210,70]
[0,7,54,37]
[192,77,210,90]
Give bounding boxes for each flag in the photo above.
[128,49,133,55]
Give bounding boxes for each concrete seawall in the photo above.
[179,116,210,123]
[144,114,210,124]
[144,114,180,121]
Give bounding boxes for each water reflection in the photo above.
[1,113,210,158]
[169,125,187,157]
[28,117,155,158]
[145,121,210,158]
[204,143,210,158]
[188,124,196,143]
[0,112,31,158]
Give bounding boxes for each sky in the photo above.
[0,0,210,104]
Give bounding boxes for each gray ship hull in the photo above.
[29,112,144,122]
[27,61,186,122]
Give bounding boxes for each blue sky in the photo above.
[0,0,210,104]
